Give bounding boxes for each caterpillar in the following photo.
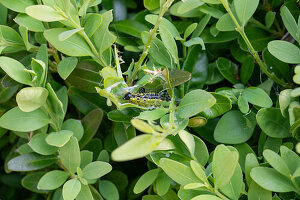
[123,87,171,108]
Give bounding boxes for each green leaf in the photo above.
[265,11,275,29]
[15,14,45,32]
[201,92,232,119]
[29,133,58,155]
[263,149,290,177]
[280,6,299,42]
[57,57,78,80]
[0,107,50,132]
[22,172,48,193]
[0,57,32,85]
[240,56,255,84]
[62,119,84,142]
[143,0,160,10]
[145,15,181,39]
[84,14,102,38]
[191,195,222,200]
[76,184,94,200]
[108,108,139,123]
[7,153,57,171]
[245,153,259,187]
[177,0,204,15]
[93,10,116,57]
[214,110,256,144]
[250,167,295,192]
[248,182,272,200]
[155,172,171,196]
[82,161,112,180]
[38,170,69,190]
[216,57,238,84]
[112,20,148,38]
[99,180,119,200]
[0,0,35,13]
[46,130,73,147]
[268,40,300,64]
[238,94,249,113]
[79,108,103,148]
[212,145,239,189]
[134,168,160,194]
[59,28,84,41]
[111,134,163,161]
[178,130,195,156]
[26,5,66,22]
[60,136,81,174]
[136,107,168,121]
[184,37,205,50]
[256,108,291,138]
[190,160,208,183]
[141,31,173,68]
[216,13,235,31]
[63,179,81,200]
[131,119,154,134]
[159,158,200,186]
[184,23,198,39]
[234,0,259,26]
[178,89,216,118]
[16,87,49,112]
[280,145,300,175]
[159,26,178,64]
[168,69,191,87]
[242,87,273,108]
[44,28,93,57]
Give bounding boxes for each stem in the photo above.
[127,0,174,84]
[291,176,300,195]
[215,189,230,200]
[43,105,60,132]
[221,2,290,88]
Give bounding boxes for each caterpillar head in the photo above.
[123,92,133,100]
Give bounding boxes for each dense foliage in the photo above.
[0,0,300,199]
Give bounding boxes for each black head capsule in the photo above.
[123,92,133,100]
[138,87,146,93]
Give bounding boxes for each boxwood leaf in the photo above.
[234,0,259,26]
[214,110,256,144]
[0,0,35,13]
[216,13,235,31]
[7,153,57,171]
[16,87,49,112]
[159,158,200,186]
[82,161,112,180]
[0,107,50,132]
[0,56,32,85]
[248,182,272,200]
[63,179,81,200]
[242,87,273,108]
[62,119,84,142]
[256,108,291,138]
[44,28,93,57]
[191,195,222,200]
[26,5,66,22]
[280,6,299,42]
[29,133,58,155]
[263,149,290,177]
[21,172,48,193]
[60,136,81,173]
[57,57,78,80]
[178,89,216,118]
[268,40,300,64]
[216,57,238,84]
[111,134,163,161]
[15,14,45,32]
[250,167,295,192]
[46,130,73,147]
[38,170,69,190]
[134,168,160,194]
[76,184,93,200]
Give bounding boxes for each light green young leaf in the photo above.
[216,13,235,31]
[15,14,45,32]
[268,40,300,64]
[0,0,35,13]
[177,0,204,14]
[248,181,272,200]
[59,28,83,41]
[46,130,73,147]
[0,107,50,132]
[178,130,195,156]
[191,195,222,200]
[134,168,160,194]
[29,133,58,155]
[234,0,259,26]
[82,161,112,180]
[131,119,155,134]
[111,134,163,161]
[57,57,78,80]
[250,167,294,192]
[159,158,200,186]
[38,170,69,190]
[74,183,94,200]
[60,136,81,173]
[26,5,66,22]
[63,179,81,200]
[178,89,216,118]
[16,87,49,112]
[184,37,205,50]
[143,0,160,10]
[213,145,239,189]
[238,94,249,113]
[44,28,93,57]
[184,23,198,39]
[280,6,299,42]
[263,149,290,177]
[159,26,178,64]
[0,57,32,85]
[190,160,208,183]
[99,180,119,200]
[265,11,275,29]
[242,87,273,108]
